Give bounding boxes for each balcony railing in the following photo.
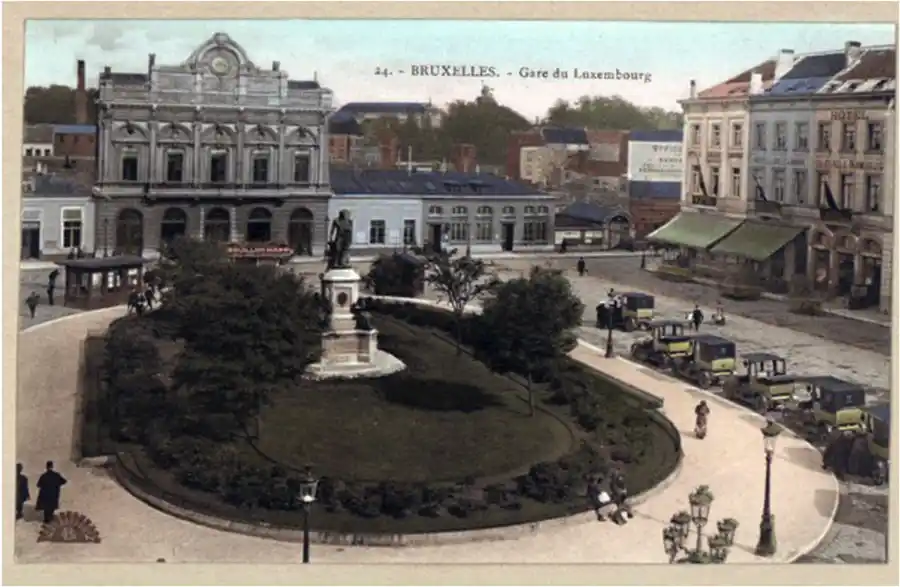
[100,87,333,110]
[691,194,717,207]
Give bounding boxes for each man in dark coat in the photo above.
[16,463,30,520]
[691,304,704,331]
[576,257,586,277]
[36,461,67,523]
[25,291,40,319]
[47,268,60,306]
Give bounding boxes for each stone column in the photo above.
[192,119,202,186]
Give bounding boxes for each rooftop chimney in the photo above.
[148,53,156,71]
[845,41,863,68]
[749,72,763,96]
[774,49,795,80]
[74,60,88,124]
[689,79,697,99]
[272,61,280,72]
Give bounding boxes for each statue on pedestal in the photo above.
[326,211,353,270]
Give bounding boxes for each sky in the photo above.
[24,20,896,119]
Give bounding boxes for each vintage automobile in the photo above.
[797,376,868,438]
[672,334,737,389]
[630,319,693,368]
[722,352,798,413]
[860,402,890,485]
[595,292,655,332]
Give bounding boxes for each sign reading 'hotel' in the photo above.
[829,110,869,122]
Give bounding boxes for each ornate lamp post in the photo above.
[605,296,616,358]
[756,420,782,557]
[662,485,738,564]
[298,466,319,564]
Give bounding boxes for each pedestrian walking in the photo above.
[16,463,30,520]
[576,256,586,277]
[25,291,40,319]
[35,461,67,524]
[691,304,704,331]
[145,286,156,311]
[47,269,60,306]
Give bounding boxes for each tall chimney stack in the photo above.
[774,49,795,80]
[689,79,697,99]
[74,59,88,124]
[845,40,862,68]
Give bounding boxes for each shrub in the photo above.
[366,253,425,298]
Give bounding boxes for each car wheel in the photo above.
[698,371,712,389]
[755,395,769,414]
[624,318,636,332]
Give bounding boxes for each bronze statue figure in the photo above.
[326,211,353,270]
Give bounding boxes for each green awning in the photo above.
[646,212,742,249]
[710,222,805,261]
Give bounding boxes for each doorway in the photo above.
[836,254,854,297]
[21,222,40,259]
[429,223,443,253]
[501,223,514,252]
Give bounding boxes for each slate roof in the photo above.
[287,80,321,90]
[541,127,589,145]
[328,114,363,135]
[24,124,54,143]
[818,46,896,95]
[330,168,545,196]
[337,102,430,115]
[53,124,97,135]
[559,201,630,223]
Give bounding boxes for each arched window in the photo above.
[501,206,516,217]
[522,205,548,245]
[428,205,444,216]
[246,207,273,242]
[476,206,493,216]
[204,207,231,243]
[159,207,188,246]
[452,206,468,217]
[537,205,550,215]
[115,208,144,255]
[289,207,314,256]
[524,205,537,215]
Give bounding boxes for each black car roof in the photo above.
[862,402,891,423]
[800,375,864,392]
[621,292,653,299]
[693,334,734,346]
[741,352,786,363]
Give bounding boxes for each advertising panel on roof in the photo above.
[627,141,683,183]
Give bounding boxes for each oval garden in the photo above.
[81,242,680,537]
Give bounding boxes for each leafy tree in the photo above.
[440,92,530,165]
[414,247,499,354]
[545,95,682,131]
[24,85,99,125]
[475,267,585,416]
[365,252,424,297]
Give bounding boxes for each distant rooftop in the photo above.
[330,167,545,197]
[53,124,97,135]
[541,127,589,145]
[337,102,431,116]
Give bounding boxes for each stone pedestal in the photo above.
[305,267,406,380]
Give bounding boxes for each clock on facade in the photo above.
[210,56,231,76]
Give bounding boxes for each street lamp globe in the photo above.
[689,485,713,525]
[761,420,782,454]
[299,467,319,505]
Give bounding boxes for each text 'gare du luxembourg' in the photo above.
[22,33,558,262]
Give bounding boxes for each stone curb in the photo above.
[604,351,841,564]
[107,296,683,548]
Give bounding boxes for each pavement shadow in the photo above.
[780,446,826,474]
[813,488,840,518]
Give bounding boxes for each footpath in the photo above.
[12,306,837,565]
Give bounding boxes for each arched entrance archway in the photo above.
[246,207,272,242]
[204,207,231,243]
[115,208,144,255]
[160,207,188,247]
[288,207,314,256]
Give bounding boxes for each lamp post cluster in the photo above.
[662,485,738,564]
[298,466,320,564]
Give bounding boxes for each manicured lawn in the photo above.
[254,315,575,483]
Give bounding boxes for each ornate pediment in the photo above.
[182,32,258,77]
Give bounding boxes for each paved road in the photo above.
[490,265,891,565]
[500,256,891,356]
[19,269,83,330]
[14,307,836,565]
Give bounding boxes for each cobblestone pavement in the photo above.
[19,269,82,330]
[498,256,891,356]
[490,265,891,565]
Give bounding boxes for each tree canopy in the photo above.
[545,95,682,131]
[474,266,585,415]
[24,85,99,125]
